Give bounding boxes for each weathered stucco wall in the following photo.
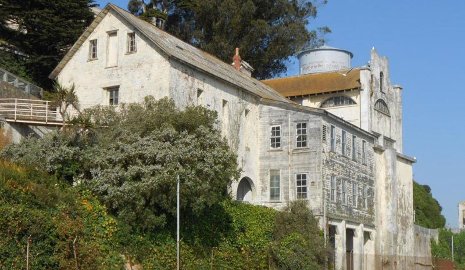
[57,10,171,110]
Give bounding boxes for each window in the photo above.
[330,125,335,152]
[364,186,369,209]
[322,125,327,142]
[296,122,307,148]
[362,140,367,165]
[352,135,357,161]
[196,88,203,104]
[271,126,281,149]
[296,173,308,199]
[106,31,118,67]
[108,86,119,105]
[352,182,358,207]
[89,39,97,60]
[330,176,336,202]
[321,96,356,108]
[374,99,390,116]
[380,72,384,92]
[342,180,347,205]
[341,130,347,156]
[270,170,280,201]
[127,32,136,53]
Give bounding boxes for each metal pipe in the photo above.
[177,175,180,270]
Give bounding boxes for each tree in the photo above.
[128,0,330,79]
[413,181,446,229]
[271,200,326,269]
[2,97,240,232]
[0,0,96,88]
[48,82,80,125]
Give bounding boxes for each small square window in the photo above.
[270,125,281,149]
[89,39,98,60]
[127,32,136,53]
[107,86,119,105]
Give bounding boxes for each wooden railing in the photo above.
[0,98,62,124]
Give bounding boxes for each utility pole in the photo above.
[177,175,180,270]
[452,235,454,262]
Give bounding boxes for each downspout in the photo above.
[288,113,292,202]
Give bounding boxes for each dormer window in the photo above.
[89,39,97,60]
[321,96,356,108]
[127,32,136,53]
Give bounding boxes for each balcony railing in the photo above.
[0,98,62,124]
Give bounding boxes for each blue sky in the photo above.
[96,0,465,227]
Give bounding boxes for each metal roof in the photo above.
[49,4,289,103]
[261,68,362,97]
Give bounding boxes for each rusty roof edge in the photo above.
[260,98,375,139]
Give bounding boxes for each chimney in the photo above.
[232,48,241,71]
[232,48,254,76]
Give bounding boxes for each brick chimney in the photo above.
[232,48,254,76]
[232,48,242,71]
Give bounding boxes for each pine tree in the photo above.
[0,0,96,88]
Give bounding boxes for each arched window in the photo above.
[321,96,356,108]
[380,72,384,92]
[374,99,390,116]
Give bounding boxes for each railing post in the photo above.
[14,99,17,121]
[30,102,33,117]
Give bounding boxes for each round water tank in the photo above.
[297,45,353,75]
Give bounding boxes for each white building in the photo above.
[48,4,433,269]
[459,202,465,230]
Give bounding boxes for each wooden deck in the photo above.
[0,98,63,126]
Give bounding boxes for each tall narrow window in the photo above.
[362,140,367,165]
[364,186,369,209]
[127,32,136,53]
[341,130,347,156]
[322,125,327,142]
[296,173,308,199]
[330,176,336,202]
[342,180,347,205]
[352,135,357,161]
[271,126,281,149]
[380,72,384,92]
[107,31,118,67]
[330,125,335,152]
[89,39,97,60]
[352,182,358,207]
[270,170,280,201]
[196,88,203,104]
[296,122,307,148]
[108,86,119,105]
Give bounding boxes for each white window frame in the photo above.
[296,173,308,199]
[342,130,347,156]
[330,175,336,202]
[107,86,119,105]
[296,122,307,148]
[270,125,281,149]
[352,182,358,207]
[127,32,136,53]
[342,180,347,205]
[89,39,98,60]
[364,186,369,209]
[270,170,280,201]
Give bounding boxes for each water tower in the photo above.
[297,45,353,75]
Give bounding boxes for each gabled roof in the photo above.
[49,4,289,103]
[261,68,362,97]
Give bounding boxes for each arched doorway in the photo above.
[236,177,253,202]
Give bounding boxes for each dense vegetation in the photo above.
[1,98,326,269]
[432,229,465,269]
[413,180,446,229]
[0,0,96,88]
[128,0,329,79]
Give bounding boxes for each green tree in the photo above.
[413,181,446,229]
[271,200,326,269]
[129,0,330,79]
[2,97,240,232]
[0,0,96,88]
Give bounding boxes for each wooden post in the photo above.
[177,175,180,270]
[73,236,79,270]
[14,99,17,121]
[45,101,48,123]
